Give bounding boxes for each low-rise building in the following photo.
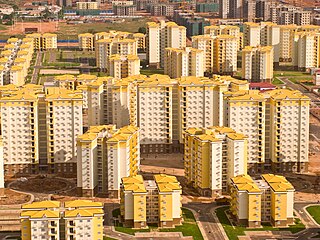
[20,200,104,240]
[230,174,295,228]
[79,33,94,51]
[120,174,182,228]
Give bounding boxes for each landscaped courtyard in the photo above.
[306,205,320,225]
[216,206,306,240]
[112,207,203,240]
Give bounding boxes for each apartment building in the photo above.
[120,174,182,228]
[242,46,274,82]
[224,90,266,173]
[146,21,186,68]
[294,32,320,70]
[77,1,99,9]
[204,25,242,51]
[26,33,57,51]
[164,47,204,78]
[230,174,294,228]
[184,127,248,196]
[108,54,140,79]
[20,200,104,240]
[78,33,94,51]
[95,38,137,71]
[264,89,309,172]
[212,35,238,75]
[10,66,25,86]
[131,33,146,51]
[192,35,215,73]
[45,87,83,173]
[271,5,311,26]
[0,85,83,175]
[77,125,140,198]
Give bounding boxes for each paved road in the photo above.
[294,203,320,240]
[185,202,227,240]
[31,52,43,84]
[278,77,319,103]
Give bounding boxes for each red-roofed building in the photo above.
[249,82,276,91]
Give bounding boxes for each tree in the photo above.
[138,27,146,34]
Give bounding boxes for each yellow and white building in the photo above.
[108,54,140,79]
[230,174,294,228]
[120,174,182,228]
[26,33,57,51]
[146,21,186,68]
[78,33,94,51]
[184,127,248,196]
[264,89,309,172]
[242,46,274,82]
[192,35,215,73]
[213,35,238,75]
[76,1,99,9]
[131,33,146,51]
[77,125,140,198]
[95,38,137,71]
[45,88,83,173]
[224,89,266,173]
[10,66,25,86]
[164,47,204,78]
[21,200,104,240]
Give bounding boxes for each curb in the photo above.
[212,206,230,240]
[186,207,208,240]
[303,204,320,228]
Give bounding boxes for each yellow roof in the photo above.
[45,87,82,100]
[196,134,220,142]
[226,90,265,101]
[231,175,261,193]
[227,133,247,140]
[77,125,116,141]
[11,66,23,71]
[64,208,104,218]
[54,74,76,81]
[79,33,94,37]
[42,33,57,37]
[185,127,203,135]
[4,44,15,49]
[154,174,181,192]
[77,74,97,81]
[1,50,12,56]
[14,58,26,63]
[157,182,181,192]
[21,210,60,219]
[64,200,103,208]
[122,175,146,193]
[207,126,235,134]
[22,201,60,209]
[261,174,294,192]
[265,89,309,100]
[7,38,18,43]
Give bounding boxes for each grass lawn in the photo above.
[103,237,117,240]
[159,208,203,240]
[216,206,305,240]
[272,78,284,85]
[306,206,320,225]
[57,19,150,39]
[287,76,313,84]
[112,208,203,239]
[140,68,164,76]
[274,71,311,77]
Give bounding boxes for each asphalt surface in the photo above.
[185,202,226,240]
[278,77,320,103]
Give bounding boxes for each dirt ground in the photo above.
[0,21,58,35]
[140,153,184,177]
[0,188,30,205]
[309,115,320,174]
[10,177,69,194]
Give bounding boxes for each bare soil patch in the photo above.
[0,188,30,205]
